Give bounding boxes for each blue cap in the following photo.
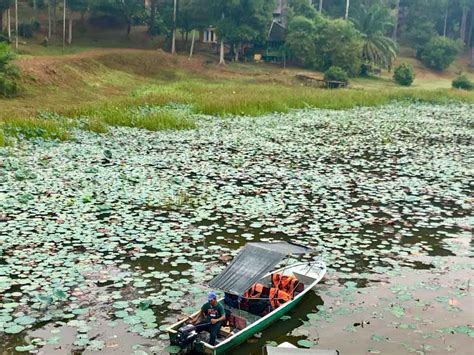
[207,292,217,301]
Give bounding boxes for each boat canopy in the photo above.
[209,242,313,296]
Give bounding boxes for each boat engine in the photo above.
[175,324,199,348]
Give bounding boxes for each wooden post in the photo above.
[189,30,196,59]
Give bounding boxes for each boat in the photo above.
[266,342,339,355]
[167,241,327,354]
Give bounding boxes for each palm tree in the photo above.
[353,4,399,69]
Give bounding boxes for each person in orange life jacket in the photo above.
[191,292,226,345]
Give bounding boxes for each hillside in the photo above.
[1,43,472,121]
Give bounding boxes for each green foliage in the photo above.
[0,128,7,146]
[286,0,319,20]
[2,117,71,141]
[419,36,462,71]
[67,105,196,131]
[0,73,20,97]
[285,16,317,67]
[353,3,398,68]
[324,66,349,83]
[313,18,363,75]
[452,74,473,91]
[214,0,275,51]
[286,13,362,75]
[393,62,415,86]
[0,43,20,97]
[400,0,444,49]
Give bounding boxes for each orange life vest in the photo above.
[244,283,265,299]
[271,274,299,296]
[269,288,291,309]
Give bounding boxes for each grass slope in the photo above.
[1,47,473,145]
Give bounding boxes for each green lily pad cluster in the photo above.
[1,103,473,353]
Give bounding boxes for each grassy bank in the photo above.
[1,49,473,146]
[1,81,473,146]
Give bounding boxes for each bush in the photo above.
[0,73,20,97]
[324,66,349,83]
[419,36,462,71]
[0,43,20,97]
[393,62,415,86]
[452,74,473,91]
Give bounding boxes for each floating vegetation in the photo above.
[0,103,473,353]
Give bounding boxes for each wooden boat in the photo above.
[167,242,326,354]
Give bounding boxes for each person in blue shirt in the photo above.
[191,291,226,345]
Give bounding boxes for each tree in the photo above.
[67,0,89,44]
[419,36,462,70]
[286,9,363,75]
[0,1,13,41]
[0,42,19,96]
[314,16,363,75]
[401,0,446,50]
[100,0,144,36]
[353,3,398,68]
[171,0,177,54]
[392,0,400,40]
[286,15,317,66]
[345,0,350,20]
[213,0,275,63]
[63,0,66,49]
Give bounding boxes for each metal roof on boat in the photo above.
[208,242,313,296]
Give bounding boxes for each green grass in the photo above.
[127,80,474,115]
[1,117,72,142]
[0,129,7,147]
[67,104,196,131]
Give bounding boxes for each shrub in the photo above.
[393,62,415,86]
[452,74,473,91]
[324,66,349,83]
[0,43,20,97]
[419,36,462,71]
[0,73,20,97]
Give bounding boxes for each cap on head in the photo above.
[207,291,217,301]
